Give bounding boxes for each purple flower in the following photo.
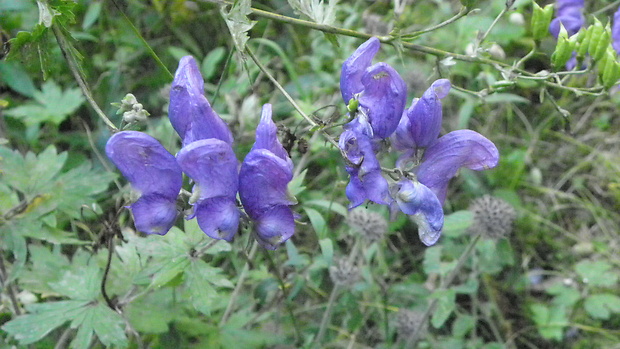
[105,131,183,235]
[341,38,407,139]
[391,179,444,246]
[416,129,500,204]
[402,79,451,149]
[549,0,584,38]
[169,56,233,146]
[613,6,620,53]
[177,139,240,241]
[340,37,380,104]
[239,104,295,249]
[339,117,390,208]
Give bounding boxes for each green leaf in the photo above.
[547,284,580,307]
[442,210,473,238]
[452,314,475,337]
[0,61,37,97]
[82,1,102,30]
[423,246,442,275]
[575,260,618,287]
[430,289,456,328]
[202,47,227,80]
[287,0,338,25]
[125,289,178,334]
[184,259,232,315]
[220,0,256,58]
[1,300,89,345]
[529,303,567,341]
[69,303,128,349]
[288,168,307,196]
[48,250,101,300]
[584,293,620,319]
[304,199,348,217]
[303,207,327,239]
[5,80,84,126]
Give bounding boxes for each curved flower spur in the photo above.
[105,131,183,235]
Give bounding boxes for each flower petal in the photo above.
[239,149,294,219]
[169,56,233,145]
[195,197,239,241]
[130,194,178,235]
[613,6,620,53]
[392,179,444,246]
[253,104,291,165]
[176,139,239,200]
[549,0,584,38]
[254,205,295,250]
[417,129,499,204]
[358,62,407,139]
[340,37,380,104]
[406,79,451,148]
[105,131,182,200]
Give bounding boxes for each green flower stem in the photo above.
[401,6,470,40]
[405,234,482,348]
[220,241,258,326]
[314,283,342,348]
[262,249,301,343]
[209,0,605,96]
[478,3,510,46]
[246,46,344,153]
[51,24,118,132]
[110,0,173,80]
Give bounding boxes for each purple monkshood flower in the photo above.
[613,6,620,53]
[387,78,499,246]
[106,131,183,235]
[239,104,296,250]
[169,56,233,146]
[177,139,239,241]
[549,0,584,39]
[339,117,390,209]
[341,38,407,139]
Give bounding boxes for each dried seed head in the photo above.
[394,309,427,338]
[468,195,516,240]
[347,208,388,243]
[329,258,359,286]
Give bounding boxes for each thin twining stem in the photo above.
[404,234,482,348]
[52,24,118,131]
[478,2,512,46]
[401,6,470,39]
[245,46,345,154]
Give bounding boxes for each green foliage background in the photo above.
[1,0,620,348]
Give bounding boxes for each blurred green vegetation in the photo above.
[1,0,620,348]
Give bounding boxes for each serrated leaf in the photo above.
[49,250,101,300]
[575,260,618,287]
[220,0,256,58]
[69,303,128,349]
[547,284,580,307]
[287,0,338,25]
[442,210,473,237]
[529,303,567,340]
[584,293,620,319]
[184,259,231,315]
[452,314,475,337]
[1,300,89,345]
[430,289,456,328]
[5,80,84,126]
[125,289,178,333]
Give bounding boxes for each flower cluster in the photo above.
[106,56,295,249]
[339,38,499,246]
